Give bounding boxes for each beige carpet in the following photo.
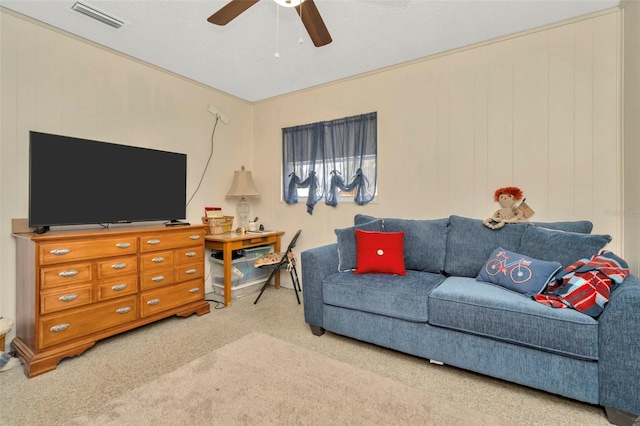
[69,332,503,426]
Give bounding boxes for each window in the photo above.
[282,112,377,214]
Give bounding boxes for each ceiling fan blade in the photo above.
[295,0,332,47]
[208,0,260,25]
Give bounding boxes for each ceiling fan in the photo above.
[207,0,332,47]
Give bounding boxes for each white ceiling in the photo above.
[1,0,620,103]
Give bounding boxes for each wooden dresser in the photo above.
[11,224,210,378]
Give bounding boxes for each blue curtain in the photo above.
[283,112,376,214]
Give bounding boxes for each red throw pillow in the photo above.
[354,230,406,275]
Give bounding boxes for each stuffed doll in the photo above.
[483,186,529,230]
[0,317,20,372]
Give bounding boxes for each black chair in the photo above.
[253,230,302,305]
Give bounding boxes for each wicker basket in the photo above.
[0,334,5,351]
[202,216,234,235]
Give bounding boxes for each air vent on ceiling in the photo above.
[71,2,124,29]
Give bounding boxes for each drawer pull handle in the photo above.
[152,256,165,263]
[116,307,132,314]
[112,283,127,291]
[58,270,79,278]
[147,298,160,306]
[147,239,161,245]
[189,287,200,294]
[50,323,70,332]
[151,275,165,282]
[50,248,70,256]
[111,263,127,270]
[189,235,201,240]
[116,242,132,249]
[185,251,197,257]
[185,268,197,275]
[58,293,78,302]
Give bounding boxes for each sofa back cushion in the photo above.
[354,214,378,225]
[444,215,528,278]
[354,214,449,273]
[531,220,593,234]
[518,225,612,269]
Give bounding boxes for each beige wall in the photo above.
[622,1,640,275]
[252,10,623,264]
[0,10,253,347]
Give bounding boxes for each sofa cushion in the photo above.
[518,225,612,270]
[444,215,528,278]
[323,270,446,322]
[428,277,599,360]
[354,214,449,273]
[354,214,378,225]
[477,247,561,296]
[355,230,406,275]
[335,219,384,272]
[531,220,593,234]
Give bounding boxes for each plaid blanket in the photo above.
[532,251,629,317]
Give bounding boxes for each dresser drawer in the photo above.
[96,256,138,279]
[39,296,137,349]
[140,251,174,271]
[140,268,175,291]
[139,279,204,318]
[39,237,137,265]
[40,284,93,315]
[40,263,92,290]
[174,247,204,265]
[139,230,205,252]
[175,262,204,282]
[97,275,138,301]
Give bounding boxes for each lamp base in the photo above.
[236,197,250,230]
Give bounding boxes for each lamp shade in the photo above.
[226,166,261,198]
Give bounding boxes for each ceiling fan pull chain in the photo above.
[298,2,303,44]
[275,4,280,58]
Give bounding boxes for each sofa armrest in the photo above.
[598,273,640,416]
[301,243,338,331]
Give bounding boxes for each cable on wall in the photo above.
[186,115,219,208]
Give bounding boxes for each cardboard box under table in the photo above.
[210,245,273,299]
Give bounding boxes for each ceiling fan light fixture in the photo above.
[273,0,305,8]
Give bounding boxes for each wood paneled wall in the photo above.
[622,0,640,275]
[252,10,622,257]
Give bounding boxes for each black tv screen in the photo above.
[29,131,187,229]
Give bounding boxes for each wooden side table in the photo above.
[204,231,284,306]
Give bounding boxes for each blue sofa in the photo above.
[301,215,640,424]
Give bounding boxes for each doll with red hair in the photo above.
[483,186,529,230]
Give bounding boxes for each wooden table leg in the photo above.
[223,244,233,306]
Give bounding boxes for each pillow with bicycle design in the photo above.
[476,247,562,296]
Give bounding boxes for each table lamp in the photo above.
[226,165,261,231]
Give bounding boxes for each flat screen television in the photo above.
[29,131,187,233]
